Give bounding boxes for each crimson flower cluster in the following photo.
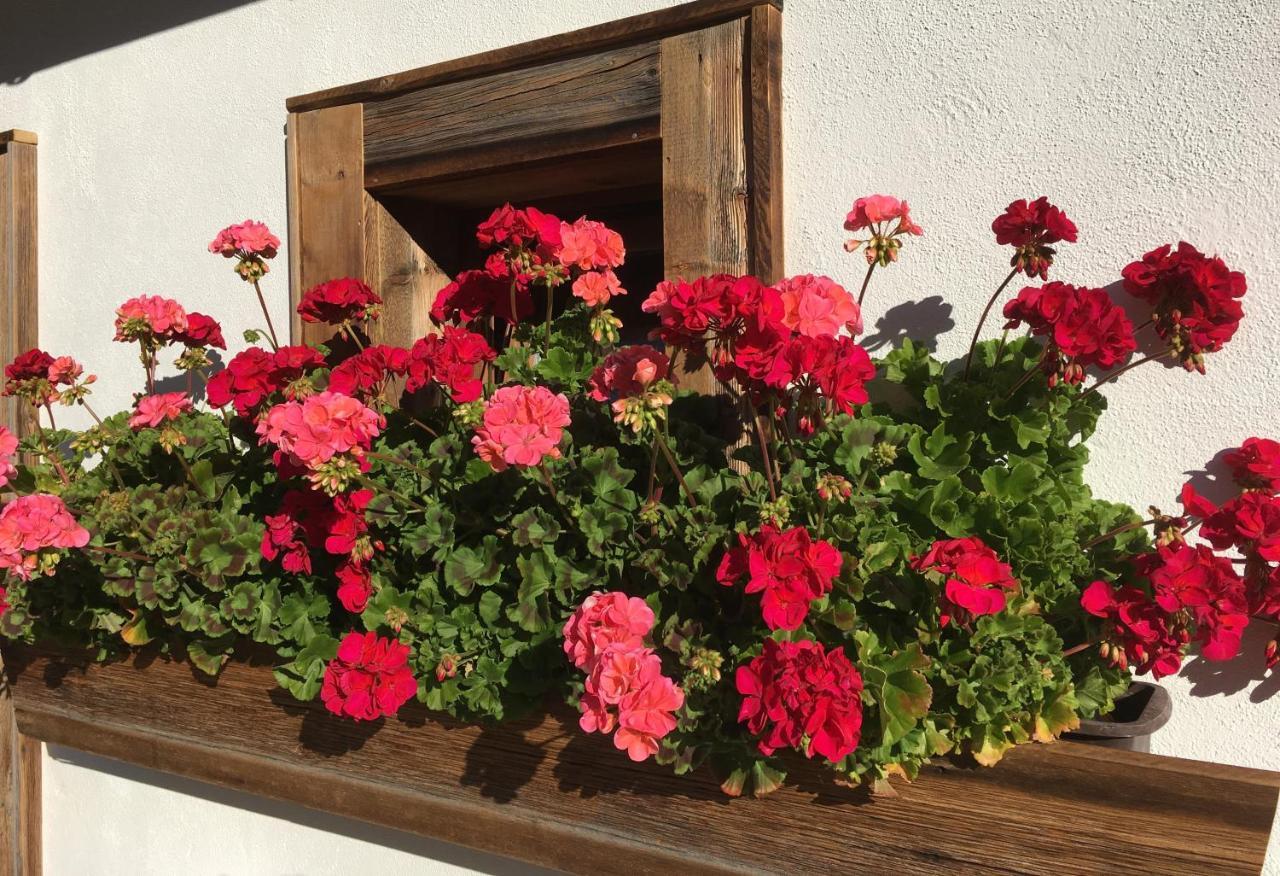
[717,525,842,631]
[735,638,864,763]
[1121,242,1246,373]
[991,197,1078,279]
[563,592,684,762]
[262,488,382,612]
[405,327,495,403]
[910,537,1019,627]
[1003,282,1137,386]
[320,631,418,721]
[297,278,382,327]
[207,345,326,418]
[642,274,874,434]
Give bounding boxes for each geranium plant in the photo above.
[0,197,1270,797]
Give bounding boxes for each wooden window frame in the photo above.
[285,0,783,395]
[0,128,41,876]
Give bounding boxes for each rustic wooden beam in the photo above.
[660,20,749,397]
[0,131,41,876]
[746,3,784,282]
[7,649,1279,874]
[286,0,783,113]
[285,105,366,347]
[362,42,660,174]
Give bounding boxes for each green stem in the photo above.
[352,473,428,512]
[752,409,778,503]
[252,279,281,350]
[856,260,877,307]
[655,431,698,508]
[545,283,555,353]
[1081,518,1157,551]
[964,267,1020,379]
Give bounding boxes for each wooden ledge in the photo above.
[6,648,1277,875]
[286,0,782,112]
[0,131,37,149]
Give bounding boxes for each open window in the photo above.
[285,0,782,392]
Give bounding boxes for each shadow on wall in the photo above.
[860,295,955,354]
[46,744,559,875]
[1179,619,1280,703]
[0,0,261,84]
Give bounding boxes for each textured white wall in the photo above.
[2,0,1278,871]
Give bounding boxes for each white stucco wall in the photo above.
[2,0,1278,872]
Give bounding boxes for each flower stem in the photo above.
[80,400,105,426]
[1062,641,1094,658]
[752,409,778,503]
[1081,518,1157,551]
[545,283,555,353]
[654,431,698,507]
[964,267,1020,379]
[856,260,877,307]
[1081,348,1173,398]
[1002,350,1047,402]
[352,473,429,512]
[84,544,150,563]
[252,279,281,350]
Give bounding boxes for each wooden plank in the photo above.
[286,105,365,347]
[6,649,1278,876]
[361,193,449,350]
[287,0,783,113]
[363,42,660,171]
[0,133,41,875]
[746,4,784,282]
[660,20,749,396]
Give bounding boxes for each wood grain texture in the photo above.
[747,4,784,282]
[287,0,783,112]
[6,648,1277,875]
[361,193,449,350]
[363,42,660,172]
[0,135,41,876]
[286,105,365,347]
[661,21,749,397]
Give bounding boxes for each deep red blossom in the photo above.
[641,274,762,350]
[4,349,54,386]
[1196,491,1280,564]
[1081,580,1187,679]
[475,203,541,249]
[297,278,382,326]
[207,345,325,418]
[405,327,495,403]
[321,632,418,721]
[335,560,374,613]
[172,312,226,349]
[717,525,842,630]
[1121,242,1246,372]
[911,537,1018,627]
[1225,438,1280,494]
[1135,543,1249,662]
[991,197,1078,279]
[736,638,863,762]
[1003,283,1135,386]
[327,345,410,400]
[261,488,379,575]
[430,268,532,327]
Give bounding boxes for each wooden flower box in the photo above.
[6,646,1277,875]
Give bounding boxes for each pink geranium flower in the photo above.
[614,671,685,762]
[471,385,570,471]
[209,220,280,260]
[0,494,90,581]
[114,295,190,342]
[256,391,384,469]
[571,269,625,307]
[562,591,654,670]
[0,426,18,490]
[129,392,193,429]
[775,274,863,338]
[557,218,625,271]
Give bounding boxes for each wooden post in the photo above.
[285,106,366,347]
[0,128,41,876]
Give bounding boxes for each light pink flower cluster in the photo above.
[571,269,625,307]
[208,220,280,260]
[563,592,684,762]
[775,274,863,338]
[129,392,193,430]
[114,295,189,342]
[0,494,90,581]
[0,427,18,490]
[558,218,626,272]
[843,194,923,266]
[471,385,571,471]
[256,391,384,488]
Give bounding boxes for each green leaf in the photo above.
[980,462,1041,503]
[511,508,561,548]
[443,538,503,596]
[908,425,972,481]
[187,638,232,676]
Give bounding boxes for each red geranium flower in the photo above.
[911,536,1018,627]
[1135,543,1249,662]
[1003,282,1135,386]
[991,197,1078,279]
[320,631,418,721]
[405,327,495,403]
[1121,242,1246,373]
[207,345,325,418]
[1080,580,1187,678]
[736,638,863,762]
[335,560,374,613]
[717,525,842,631]
[172,312,226,350]
[1225,437,1280,494]
[430,268,532,327]
[327,344,410,400]
[297,278,382,326]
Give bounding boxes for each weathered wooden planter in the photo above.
[6,646,1278,875]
